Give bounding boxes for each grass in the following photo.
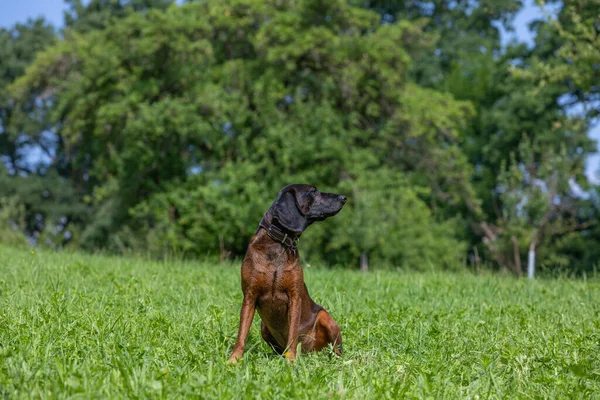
[0,246,599,399]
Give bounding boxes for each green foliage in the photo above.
[0,167,89,249]
[125,163,270,258]
[11,0,476,267]
[0,197,29,247]
[356,0,523,88]
[0,18,55,174]
[64,0,175,33]
[355,1,597,274]
[486,138,593,273]
[306,169,467,269]
[1,247,600,397]
[3,0,599,272]
[526,0,600,120]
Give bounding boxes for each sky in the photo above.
[0,0,66,28]
[0,0,598,182]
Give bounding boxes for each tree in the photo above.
[7,0,597,273]
[11,0,474,266]
[360,1,598,274]
[470,0,599,275]
[0,18,55,174]
[474,138,596,277]
[64,0,175,33]
[353,0,523,88]
[0,167,89,248]
[525,0,600,121]
[322,169,466,271]
[0,19,82,248]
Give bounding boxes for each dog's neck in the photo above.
[258,213,300,255]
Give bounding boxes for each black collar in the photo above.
[259,218,300,254]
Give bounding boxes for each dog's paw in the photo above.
[228,354,242,365]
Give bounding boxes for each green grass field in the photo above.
[1,246,599,399]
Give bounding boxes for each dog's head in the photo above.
[268,184,347,234]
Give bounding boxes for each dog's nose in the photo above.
[339,195,347,203]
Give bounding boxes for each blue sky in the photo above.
[1,0,598,182]
[0,0,66,28]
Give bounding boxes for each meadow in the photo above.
[0,245,599,399]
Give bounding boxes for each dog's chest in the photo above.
[256,259,297,305]
[256,264,291,322]
[263,262,290,295]
[248,243,302,304]
[265,246,287,267]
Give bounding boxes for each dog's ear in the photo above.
[271,190,308,234]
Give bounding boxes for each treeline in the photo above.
[1,0,599,273]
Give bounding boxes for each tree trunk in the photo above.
[473,246,481,272]
[360,252,368,272]
[511,236,523,276]
[219,234,225,263]
[473,221,507,270]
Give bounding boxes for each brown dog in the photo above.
[229,184,347,363]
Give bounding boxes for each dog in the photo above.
[229,184,347,363]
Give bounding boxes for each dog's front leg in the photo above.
[284,292,301,361]
[229,295,256,364]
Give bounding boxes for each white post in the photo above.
[527,248,535,279]
[360,252,368,272]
